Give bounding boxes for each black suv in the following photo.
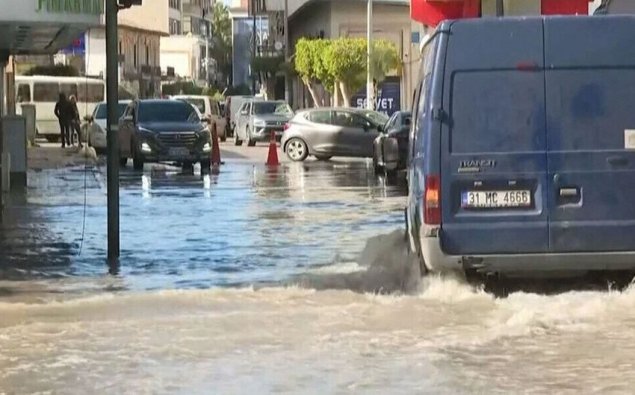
[119,99,212,170]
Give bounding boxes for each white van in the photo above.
[15,75,106,142]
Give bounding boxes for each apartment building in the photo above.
[82,2,169,98]
[161,0,215,86]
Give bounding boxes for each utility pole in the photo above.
[366,0,373,110]
[284,0,289,103]
[251,0,257,95]
[106,0,120,272]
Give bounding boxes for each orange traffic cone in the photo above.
[211,123,222,166]
[266,130,279,166]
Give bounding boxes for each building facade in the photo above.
[284,0,416,112]
[83,1,169,98]
[161,0,215,86]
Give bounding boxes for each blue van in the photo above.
[406,15,635,277]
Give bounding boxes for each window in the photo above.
[138,101,200,123]
[169,18,182,35]
[94,103,128,120]
[33,83,60,102]
[169,0,180,9]
[332,111,371,129]
[252,101,293,115]
[118,41,122,55]
[133,45,138,68]
[77,83,105,103]
[183,98,206,114]
[17,84,31,103]
[60,83,78,99]
[309,111,331,124]
[145,45,149,66]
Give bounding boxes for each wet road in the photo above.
[2,148,635,393]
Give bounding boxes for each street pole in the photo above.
[106,0,120,273]
[251,0,257,95]
[284,0,289,103]
[366,0,373,110]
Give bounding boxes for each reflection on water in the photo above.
[0,160,407,291]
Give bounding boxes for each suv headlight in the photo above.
[253,119,266,127]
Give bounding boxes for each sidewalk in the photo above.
[28,145,99,170]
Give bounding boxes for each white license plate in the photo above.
[168,147,190,157]
[462,190,531,208]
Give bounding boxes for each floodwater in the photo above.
[1,157,635,393]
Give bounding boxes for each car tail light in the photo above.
[283,123,290,131]
[424,175,441,225]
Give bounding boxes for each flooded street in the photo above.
[1,153,635,393]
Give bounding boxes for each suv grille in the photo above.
[158,132,198,147]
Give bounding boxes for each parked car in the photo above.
[118,99,212,171]
[373,111,412,175]
[85,100,131,154]
[234,100,294,146]
[225,95,261,136]
[281,107,388,162]
[172,95,227,141]
[406,15,635,279]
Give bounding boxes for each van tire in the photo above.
[132,144,144,171]
[234,133,242,146]
[45,135,59,143]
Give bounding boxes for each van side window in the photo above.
[33,83,59,102]
[60,83,78,99]
[78,83,105,103]
[17,84,31,103]
[411,36,438,158]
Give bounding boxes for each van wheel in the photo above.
[220,135,226,142]
[234,132,242,146]
[45,135,59,143]
[120,157,128,167]
[247,128,256,147]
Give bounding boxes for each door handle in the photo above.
[607,156,628,167]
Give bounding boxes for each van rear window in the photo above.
[450,71,546,153]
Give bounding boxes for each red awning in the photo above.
[411,0,592,26]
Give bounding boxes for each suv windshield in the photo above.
[253,101,292,115]
[360,110,389,126]
[138,101,200,123]
[94,103,127,120]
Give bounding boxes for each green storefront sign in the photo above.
[37,0,104,15]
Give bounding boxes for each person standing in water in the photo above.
[54,93,71,148]
[68,95,83,148]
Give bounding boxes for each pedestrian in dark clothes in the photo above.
[54,93,72,148]
[68,95,83,148]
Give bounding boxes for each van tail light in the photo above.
[516,61,539,71]
[424,175,441,225]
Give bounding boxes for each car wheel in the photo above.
[247,128,256,147]
[234,131,242,146]
[132,141,144,171]
[45,135,59,143]
[286,138,309,162]
[200,159,211,170]
[315,155,332,161]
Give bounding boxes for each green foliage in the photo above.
[162,81,204,96]
[210,3,233,85]
[294,37,400,101]
[251,55,285,77]
[24,64,79,77]
[370,39,400,84]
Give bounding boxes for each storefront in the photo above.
[411,0,593,26]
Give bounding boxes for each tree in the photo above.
[24,64,79,77]
[251,55,284,99]
[210,2,233,87]
[324,38,366,107]
[294,38,333,107]
[294,38,400,108]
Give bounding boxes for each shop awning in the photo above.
[411,0,592,26]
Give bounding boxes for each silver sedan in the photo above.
[281,108,389,162]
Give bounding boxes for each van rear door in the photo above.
[545,17,635,253]
[440,19,549,255]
